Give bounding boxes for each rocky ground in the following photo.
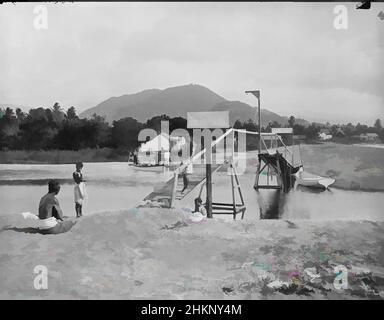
[1,208,384,299]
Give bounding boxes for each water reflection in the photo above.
[257,190,286,219]
[256,185,384,221]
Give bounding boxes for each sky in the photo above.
[0,2,383,125]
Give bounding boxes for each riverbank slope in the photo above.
[1,208,383,299]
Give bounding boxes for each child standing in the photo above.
[180,162,189,193]
[73,162,85,218]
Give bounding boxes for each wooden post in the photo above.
[276,153,283,190]
[230,164,236,220]
[233,165,245,206]
[206,163,212,218]
[254,162,260,189]
[206,139,213,218]
[258,96,261,156]
[231,130,235,162]
[170,171,178,208]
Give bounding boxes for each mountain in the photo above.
[80,84,226,123]
[80,84,310,127]
[211,100,284,127]
[79,89,162,121]
[211,100,310,127]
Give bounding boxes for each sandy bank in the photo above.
[1,208,383,299]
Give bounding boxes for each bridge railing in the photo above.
[170,127,234,207]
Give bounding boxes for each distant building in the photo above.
[318,129,332,141]
[319,128,331,135]
[359,133,379,142]
[137,133,187,166]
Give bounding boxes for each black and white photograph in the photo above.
[0,1,384,302]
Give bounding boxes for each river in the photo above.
[1,162,383,221]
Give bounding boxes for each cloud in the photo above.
[0,2,382,123]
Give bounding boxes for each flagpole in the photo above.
[245,90,261,155]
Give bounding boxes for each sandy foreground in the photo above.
[1,208,384,300]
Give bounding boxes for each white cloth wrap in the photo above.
[74,182,86,204]
[15,212,58,230]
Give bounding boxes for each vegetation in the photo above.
[234,116,384,143]
[0,104,382,163]
[0,104,188,153]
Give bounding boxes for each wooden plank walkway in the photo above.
[139,163,224,208]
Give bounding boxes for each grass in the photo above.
[0,148,130,164]
[299,143,384,191]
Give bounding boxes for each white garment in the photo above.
[74,182,86,204]
[16,212,58,230]
[189,212,206,223]
[37,217,58,229]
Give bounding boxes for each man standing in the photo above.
[39,180,64,221]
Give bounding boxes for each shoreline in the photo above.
[1,142,383,165]
[1,179,384,193]
[2,142,384,193]
[0,148,129,165]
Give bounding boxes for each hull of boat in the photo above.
[295,171,335,189]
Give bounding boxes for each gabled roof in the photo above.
[139,133,170,152]
[139,133,187,152]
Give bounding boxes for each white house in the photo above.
[318,129,332,141]
[360,133,379,142]
[137,133,189,166]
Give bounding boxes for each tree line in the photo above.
[1,104,383,152]
[233,115,384,142]
[0,104,187,152]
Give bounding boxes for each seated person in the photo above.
[38,180,76,234]
[194,197,207,216]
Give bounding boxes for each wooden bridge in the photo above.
[138,127,301,211]
[138,163,224,208]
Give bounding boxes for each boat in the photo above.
[294,167,335,189]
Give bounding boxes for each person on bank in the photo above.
[180,161,189,193]
[73,162,86,218]
[38,180,76,234]
[194,197,207,216]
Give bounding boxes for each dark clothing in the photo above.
[38,193,64,221]
[182,173,188,192]
[73,171,83,184]
[75,203,82,218]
